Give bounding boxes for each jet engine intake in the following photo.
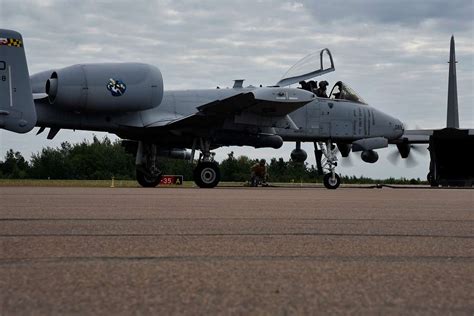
[45,63,163,112]
[361,150,379,163]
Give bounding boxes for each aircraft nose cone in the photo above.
[373,109,404,140]
[391,117,404,139]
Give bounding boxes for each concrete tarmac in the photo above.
[1,186,473,315]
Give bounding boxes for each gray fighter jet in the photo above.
[0,29,404,189]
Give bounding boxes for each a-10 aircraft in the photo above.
[1,29,413,189]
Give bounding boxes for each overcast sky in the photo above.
[0,0,473,179]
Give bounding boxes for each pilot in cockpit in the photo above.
[299,81,309,91]
[308,80,317,93]
[315,81,329,98]
[299,80,318,93]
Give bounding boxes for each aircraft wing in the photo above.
[147,88,315,129]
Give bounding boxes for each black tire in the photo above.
[323,173,341,189]
[193,162,220,188]
[136,169,162,188]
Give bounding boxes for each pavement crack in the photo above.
[1,255,472,265]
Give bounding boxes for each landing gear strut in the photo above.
[192,138,221,188]
[135,142,162,187]
[316,140,341,189]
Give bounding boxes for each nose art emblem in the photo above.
[107,78,127,97]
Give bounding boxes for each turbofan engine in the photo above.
[45,63,163,112]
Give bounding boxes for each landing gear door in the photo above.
[276,48,335,87]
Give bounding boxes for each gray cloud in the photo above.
[302,0,473,32]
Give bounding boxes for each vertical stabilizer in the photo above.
[0,29,36,133]
[446,35,459,128]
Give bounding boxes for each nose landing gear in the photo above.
[323,173,341,189]
[316,140,341,189]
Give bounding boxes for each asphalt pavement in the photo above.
[1,186,473,315]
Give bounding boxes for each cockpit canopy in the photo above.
[276,48,335,87]
[329,81,367,105]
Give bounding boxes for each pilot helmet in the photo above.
[319,80,329,88]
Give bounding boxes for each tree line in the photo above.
[0,136,425,184]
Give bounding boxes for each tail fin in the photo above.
[446,35,459,128]
[0,29,36,133]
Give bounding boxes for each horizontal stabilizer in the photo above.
[0,29,36,133]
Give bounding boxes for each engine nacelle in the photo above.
[290,148,308,163]
[361,150,379,163]
[45,63,163,112]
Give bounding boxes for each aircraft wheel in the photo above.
[136,169,162,187]
[194,162,220,188]
[323,173,341,189]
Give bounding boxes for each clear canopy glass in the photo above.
[329,81,367,105]
[276,49,335,87]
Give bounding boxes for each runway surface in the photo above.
[1,186,473,315]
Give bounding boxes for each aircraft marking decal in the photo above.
[0,37,23,48]
[106,78,127,97]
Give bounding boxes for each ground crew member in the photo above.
[251,159,268,186]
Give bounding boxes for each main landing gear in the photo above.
[193,161,220,188]
[315,140,341,189]
[191,138,220,188]
[135,142,162,187]
[135,140,221,188]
